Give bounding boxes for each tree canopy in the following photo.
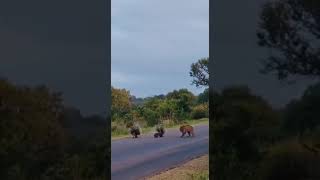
[257,0,320,80]
[111,86,132,118]
[212,85,281,180]
[284,82,320,136]
[190,57,209,87]
[0,78,108,179]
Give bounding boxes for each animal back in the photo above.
[180,125,193,132]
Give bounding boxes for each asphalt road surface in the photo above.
[111,124,209,180]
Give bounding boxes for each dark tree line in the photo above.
[209,0,320,179]
[0,78,108,180]
[210,83,320,180]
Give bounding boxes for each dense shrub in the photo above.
[142,108,160,126]
[111,122,128,136]
[257,140,320,180]
[212,86,280,180]
[191,103,208,119]
[211,84,320,180]
[0,79,108,180]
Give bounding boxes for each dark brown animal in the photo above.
[154,132,163,138]
[130,128,140,138]
[154,125,165,138]
[179,124,194,137]
[126,122,141,138]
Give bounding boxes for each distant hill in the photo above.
[130,96,145,106]
[130,94,166,106]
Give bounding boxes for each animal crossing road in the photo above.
[111,124,209,180]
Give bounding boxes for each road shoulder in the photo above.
[144,154,209,180]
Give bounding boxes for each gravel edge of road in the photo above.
[144,154,209,180]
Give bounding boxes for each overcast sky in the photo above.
[0,0,107,116]
[111,0,209,98]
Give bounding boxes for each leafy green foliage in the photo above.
[212,85,281,180]
[257,140,320,180]
[142,107,160,126]
[0,79,67,179]
[191,103,208,119]
[111,87,207,134]
[111,86,132,118]
[284,82,320,136]
[197,88,209,104]
[211,83,320,180]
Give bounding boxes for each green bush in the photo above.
[143,108,160,126]
[257,140,320,180]
[111,122,128,136]
[191,104,208,119]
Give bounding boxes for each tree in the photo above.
[166,89,196,118]
[111,87,132,119]
[212,86,280,180]
[257,0,320,80]
[190,57,209,87]
[0,79,67,179]
[197,88,209,104]
[191,103,208,119]
[143,98,162,111]
[257,140,320,180]
[141,108,160,126]
[284,82,320,136]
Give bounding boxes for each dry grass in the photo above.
[145,154,209,180]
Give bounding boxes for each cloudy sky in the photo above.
[0,0,108,116]
[111,0,209,98]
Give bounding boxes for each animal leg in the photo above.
[181,132,186,138]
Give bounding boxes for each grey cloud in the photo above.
[112,0,209,97]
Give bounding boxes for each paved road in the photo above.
[111,124,209,180]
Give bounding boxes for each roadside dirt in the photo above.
[145,154,209,180]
